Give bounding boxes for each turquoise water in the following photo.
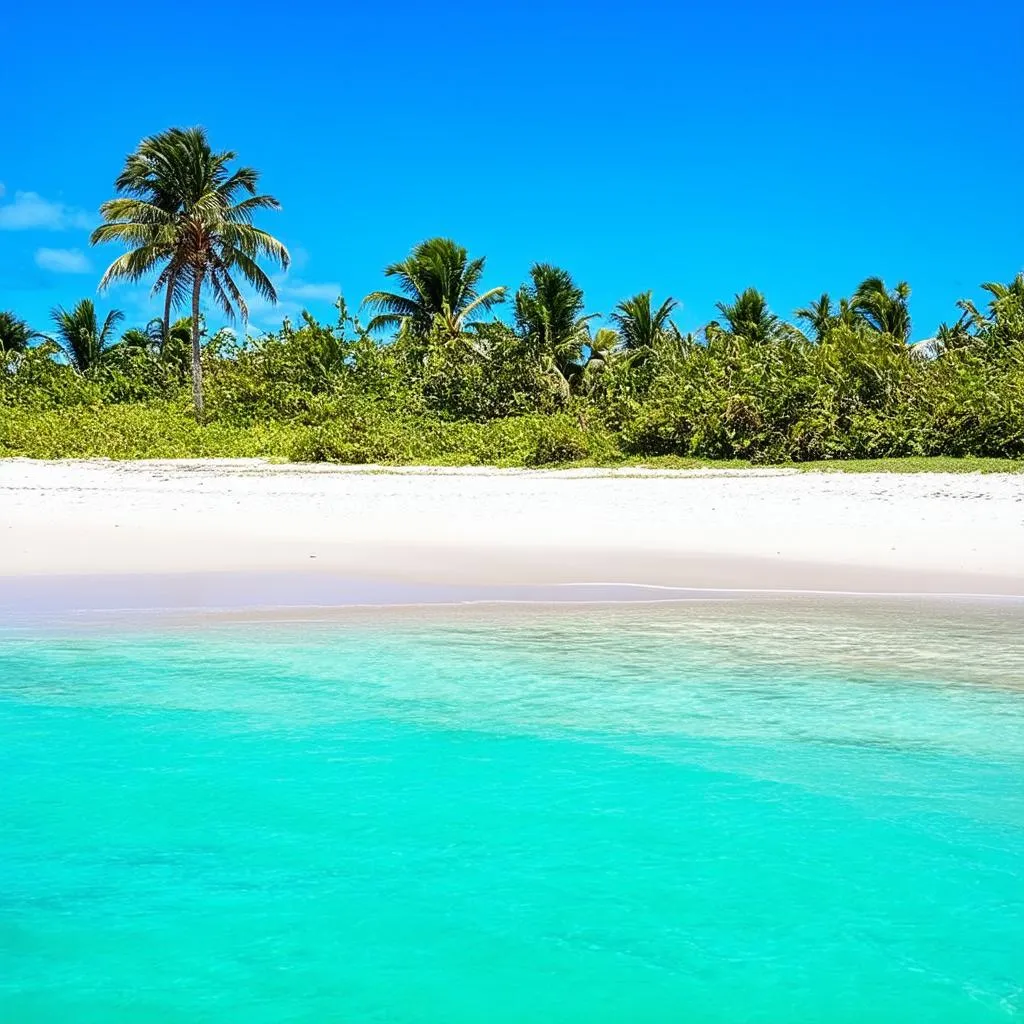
[2,602,1023,1022]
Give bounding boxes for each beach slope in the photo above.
[1,460,1022,603]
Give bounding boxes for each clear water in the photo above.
[2,601,1023,1022]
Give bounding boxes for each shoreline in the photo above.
[4,570,1024,623]
[2,459,1023,610]
[7,590,1023,696]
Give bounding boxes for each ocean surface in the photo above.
[2,599,1022,1022]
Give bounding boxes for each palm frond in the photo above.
[224,194,283,224]
[99,308,126,345]
[221,246,278,302]
[458,286,508,323]
[97,246,171,290]
[362,291,421,317]
[365,312,407,333]
[219,223,290,267]
[206,265,245,321]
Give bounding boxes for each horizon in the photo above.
[3,0,1023,342]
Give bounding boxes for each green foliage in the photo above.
[607,318,1024,462]
[0,343,107,408]
[288,409,615,467]
[21,124,1009,469]
[794,293,858,342]
[418,321,563,420]
[0,403,302,460]
[790,456,1024,474]
[513,263,604,396]
[6,201,1024,471]
[205,315,359,424]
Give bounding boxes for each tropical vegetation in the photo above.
[2,127,1022,467]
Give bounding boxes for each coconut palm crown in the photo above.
[610,292,679,351]
[49,299,124,372]
[362,237,506,340]
[514,264,598,375]
[794,293,857,343]
[0,311,38,354]
[710,288,785,344]
[851,277,912,343]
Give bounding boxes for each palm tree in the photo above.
[961,274,1024,325]
[585,327,621,368]
[709,287,784,344]
[794,293,858,342]
[514,263,598,387]
[610,292,679,351]
[795,293,834,343]
[947,273,1024,353]
[91,126,290,418]
[851,277,911,343]
[363,238,506,347]
[0,311,37,354]
[576,326,621,395]
[49,300,124,372]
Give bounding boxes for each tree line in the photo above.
[1,127,1022,464]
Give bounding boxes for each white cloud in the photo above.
[0,191,94,231]
[245,292,305,327]
[35,247,93,274]
[234,277,342,328]
[281,279,341,302]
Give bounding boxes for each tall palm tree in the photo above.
[851,277,911,343]
[0,311,37,354]
[710,287,784,344]
[514,263,598,385]
[610,292,679,351]
[49,300,124,372]
[363,238,506,343]
[91,126,290,418]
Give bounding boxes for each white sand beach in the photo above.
[1,460,1022,602]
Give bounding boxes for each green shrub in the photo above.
[3,286,1023,466]
[0,403,302,460]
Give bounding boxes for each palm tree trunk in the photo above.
[163,281,174,352]
[190,275,204,421]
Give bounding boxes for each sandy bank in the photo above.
[1,460,1022,602]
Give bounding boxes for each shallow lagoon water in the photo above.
[2,600,1023,1022]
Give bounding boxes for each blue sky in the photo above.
[3,0,1022,341]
